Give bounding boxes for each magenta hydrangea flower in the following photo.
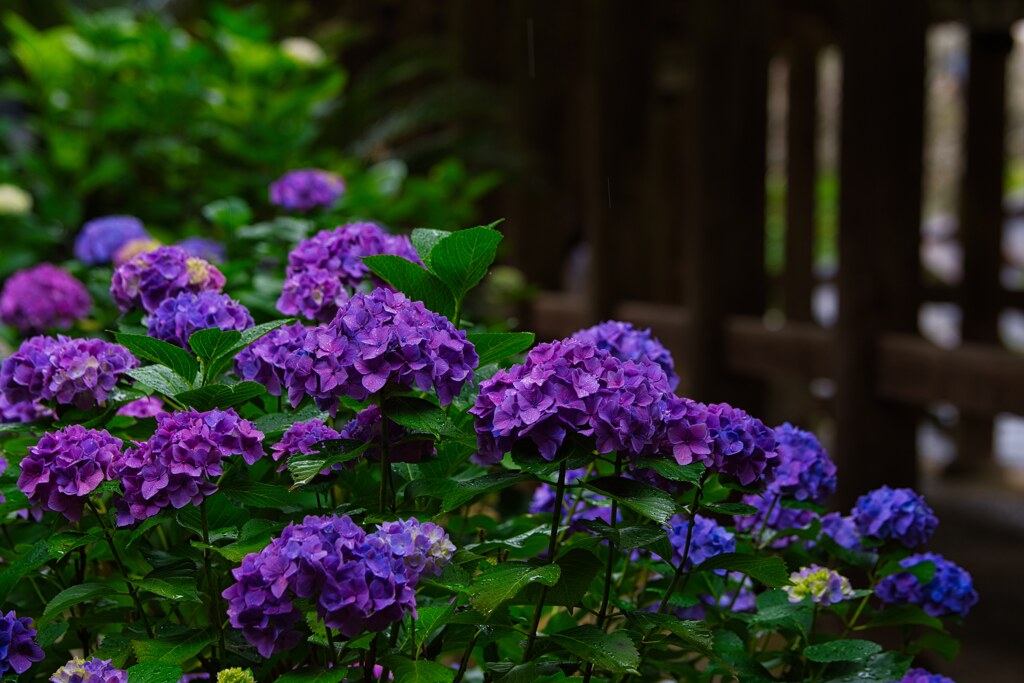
[1,264,92,334]
[50,657,127,683]
[178,237,226,263]
[875,553,978,618]
[852,486,938,548]
[234,322,308,397]
[0,336,137,409]
[222,515,454,657]
[0,611,44,675]
[734,493,817,548]
[110,246,226,314]
[900,669,955,683]
[0,394,52,424]
[339,405,434,463]
[113,409,264,526]
[470,338,672,465]
[115,396,163,419]
[146,292,253,348]
[573,320,679,390]
[74,215,148,265]
[270,169,345,212]
[283,288,476,412]
[654,396,713,467]
[276,223,421,322]
[18,426,122,521]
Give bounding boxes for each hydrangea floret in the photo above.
[179,237,226,263]
[0,611,44,675]
[852,486,938,548]
[269,168,345,212]
[874,552,978,618]
[115,396,164,419]
[234,321,308,396]
[783,565,855,606]
[573,320,679,389]
[146,291,254,348]
[900,669,956,683]
[0,264,92,333]
[50,657,127,683]
[110,246,226,313]
[73,215,148,265]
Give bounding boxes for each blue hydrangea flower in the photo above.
[50,657,127,682]
[766,422,836,502]
[662,514,735,571]
[269,169,345,212]
[111,246,226,314]
[874,552,978,618]
[74,216,148,265]
[178,237,226,263]
[146,292,253,348]
[853,486,938,548]
[1,263,92,334]
[702,402,778,486]
[0,611,44,675]
[573,320,679,389]
[819,512,862,550]
[900,669,956,683]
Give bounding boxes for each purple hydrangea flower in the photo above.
[276,223,421,322]
[734,493,817,548]
[662,514,735,571]
[50,657,127,683]
[270,418,342,475]
[766,423,836,503]
[270,169,345,212]
[819,512,862,550]
[470,338,672,465]
[573,320,679,390]
[0,336,138,409]
[783,565,855,606]
[853,486,938,548]
[222,515,453,657]
[234,322,308,396]
[701,403,778,486]
[18,426,121,521]
[900,669,956,683]
[178,237,226,264]
[339,405,434,463]
[113,409,264,526]
[1,264,92,334]
[283,288,476,412]
[74,216,148,265]
[0,611,44,675]
[146,292,253,348]
[110,246,226,314]
[115,396,164,419]
[529,468,617,531]
[875,553,978,618]
[0,394,52,424]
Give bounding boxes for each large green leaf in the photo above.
[137,576,201,603]
[126,365,194,397]
[126,662,183,683]
[382,396,446,436]
[549,626,640,675]
[469,563,561,615]
[424,224,503,301]
[174,381,266,410]
[253,404,326,437]
[860,604,944,631]
[113,332,199,382]
[583,476,677,524]
[466,332,535,366]
[412,603,456,651]
[42,582,124,624]
[274,669,346,683]
[133,629,213,664]
[540,549,601,607]
[805,639,883,663]
[822,652,911,683]
[630,459,705,484]
[363,254,456,319]
[383,656,455,683]
[221,480,296,509]
[205,319,293,379]
[410,228,451,261]
[441,472,535,512]
[188,328,242,365]
[624,611,713,654]
[288,440,371,486]
[0,532,96,601]
[579,520,666,551]
[694,552,790,588]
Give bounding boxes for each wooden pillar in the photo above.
[835,0,926,506]
[684,1,770,408]
[953,29,1013,475]
[784,43,818,322]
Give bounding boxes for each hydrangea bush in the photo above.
[0,206,976,683]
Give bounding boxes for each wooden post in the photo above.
[953,29,1013,476]
[684,1,770,409]
[784,43,818,322]
[834,0,926,506]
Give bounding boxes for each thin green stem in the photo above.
[753,494,780,549]
[324,626,338,666]
[377,397,394,513]
[658,470,710,614]
[584,454,622,683]
[201,500,226,665]
[452,629,480,683]
[87,500,153,638]
[523,460,568,661]
[410,617,417,660]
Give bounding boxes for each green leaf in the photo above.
[202,196,252,230]
[413,603,456,651]
[383,656,455,683]
[424,224,503,301]
[583,476,677,524]
[288,440,371,486]
[126,365,195,397]
[137,576,201,603]
[92,635,132,668]
[174,381,266,410]
[222,480,296,509]
[630,459,705,484]
[363,254,456,319]
[822,652,911,683]
[189,328,242,364]
[411,228,452,261]
[703,502,759,516]
[909,631,960,660]
[176,495,247,536]
[133,629,213,664]
[442,472,535,512]
[543,549,601,607]
[274,669,346,683]
[113,332,199,382]
[805,639,883,663]
[623,611,713,654]
[694,552,790,588]
[213,520,287,562]
[549,626,640,675]
[466,332,535,366]
[860,604,944,631]
[42,583,123,624]
[205,319,293,379]
[0,533,90,601]
[383,396,446,436]
[578,520,667,551]
[469,563,561,615]
[253,404,327,437]
[127,662,183,683]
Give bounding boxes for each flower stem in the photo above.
[325,626,338,666]
[377,398,394,514]
[658,470,709,614]
[753,493,780,549]
[523,460,568,661]
[200,500,226,665]
[87,500,154,638]
[452,629,480,683]
[584,454,622,683]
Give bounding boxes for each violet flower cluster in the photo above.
[852,486,938,548]
[0,611,44,675]
[222,515,454,657]
[874,552,978,618]
[18,426,122,521]
[573,320,679,389]
[50,657,127,683]
[270,418,341,473]
[276,223,421,322]
[470,338,672,465]
[819,512,862,550]
[699,403,778,486]
[178,237,226,263]
[234,321,308,396]
[900,669,956,683]
[663,514,735,571]
[269,168,345,213]
[283,288,477,412]
[0,264,91,333]
[146,292,253,348]
[0,393,52,424]
[110,246,226,313]
[73,215,148,265]
[0,335,137,409]
[765,423,836,502]
[339,405,434,463]
[113,409,264,526]
[116,396,164,419]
